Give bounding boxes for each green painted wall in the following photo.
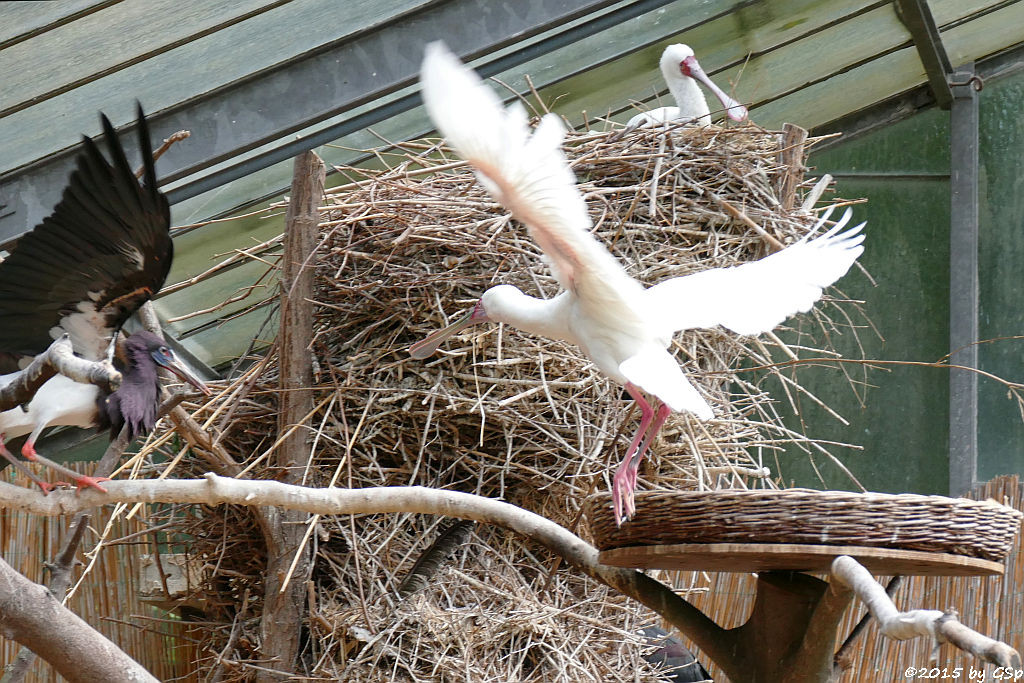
[978,68,1024,481]
[777,68,1024,494]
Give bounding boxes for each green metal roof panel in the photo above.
[1,0,434,174]
[943,1,1024,67]
[0,0,282,119]
[0,0,112,47]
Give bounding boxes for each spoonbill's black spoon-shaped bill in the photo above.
[411,42,865,525]
[0,105,210,492]
[626,43,747,130]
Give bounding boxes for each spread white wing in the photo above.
[645,208,865,336]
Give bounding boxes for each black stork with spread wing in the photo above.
[0,105,209,493]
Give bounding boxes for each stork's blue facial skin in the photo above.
[151,346,212,396]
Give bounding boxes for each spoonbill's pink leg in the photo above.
[613,391,672,525]
[22,440,110,493]
[0,433,56,493]
[612,384,668,525]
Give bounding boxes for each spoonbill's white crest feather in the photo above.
[645,207,865,336]
[421,41,650,339]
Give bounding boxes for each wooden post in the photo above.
[258,150,325,681]
[723,572,832,682]
[777,123,809,211]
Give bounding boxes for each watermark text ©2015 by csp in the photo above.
[905,666,1024,681]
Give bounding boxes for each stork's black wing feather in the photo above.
[0,104,171,360]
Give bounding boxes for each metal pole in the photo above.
[948,63,981,496]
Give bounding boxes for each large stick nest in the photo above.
[162,121,869,679]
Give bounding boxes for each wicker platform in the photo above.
[586,489,1023,563]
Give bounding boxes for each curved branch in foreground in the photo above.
[2,476,732,668]
[0,552,157,682]
[0,335,121,412]
[830,555,1021,668]
[4,426,134,682]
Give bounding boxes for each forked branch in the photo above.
[830,555,1021,668]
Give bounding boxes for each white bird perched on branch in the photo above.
[626,43,747,130]
[411,42,865,525]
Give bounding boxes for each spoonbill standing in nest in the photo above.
[0,105,210,492]
[625,43,747,130]
[410,42,865,525]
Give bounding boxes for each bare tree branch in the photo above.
[257,149,324,681]
[4,427,134,681]
[0,336,120,412]
[0,483,1015,678]
[0,477,730,669]
[830,555,1021,668]
[0,552,157,682]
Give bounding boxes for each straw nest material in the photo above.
[157,120,869,679]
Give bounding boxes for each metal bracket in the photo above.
[948,73,984,91]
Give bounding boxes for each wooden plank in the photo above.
[598,542,1006,576]
[755,1,1024,130]
[0,0,115,48]
[930,0,1016,26]
[260,150,323,679]
[0,0,433,174]
[710,4,910,111]
[166,0,882,223]
[750,47,925,130]
[661,0,883,76]
[0,0,290,117]
[942,1,1024,67]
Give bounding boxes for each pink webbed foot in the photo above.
[0,434,58,494]
[612,456,639,526]
[22,440,109,493]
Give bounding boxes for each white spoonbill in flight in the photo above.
[626,43,747,130]
[411,42,865,525]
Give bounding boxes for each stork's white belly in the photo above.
[0,373,99,439]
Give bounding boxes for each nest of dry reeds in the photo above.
[155,120,869,680]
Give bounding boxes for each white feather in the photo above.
[619,350,712,418]
[417,43,864,419]
[644,208,864,336]
[421,42,650,337]
[0,373,99,442]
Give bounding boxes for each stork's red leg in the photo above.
[0,434,56,493]
[22,439,109,493]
